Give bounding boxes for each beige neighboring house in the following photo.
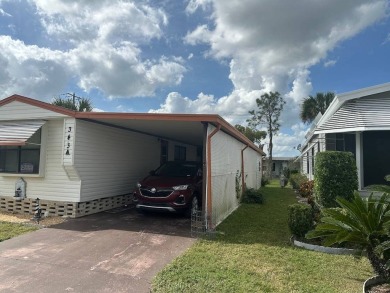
[0,94,265,229]
[263,157,295,178]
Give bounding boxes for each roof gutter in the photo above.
[206,123,221,230]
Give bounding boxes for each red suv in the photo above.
[133,161,202,215]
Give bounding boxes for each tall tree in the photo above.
[248,91,285,176]
[52,93,93,112]
[235,124,266,146]
[300,92,335,124]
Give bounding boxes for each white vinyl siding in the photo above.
[0,120,81,201]
[74,120,160,201]
[0,101,67,120]
[208,125,262,226]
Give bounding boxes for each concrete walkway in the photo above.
[0,208,195,293]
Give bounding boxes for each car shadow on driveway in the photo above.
[50,205,192,237]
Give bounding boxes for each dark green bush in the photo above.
[241,188,264,204]
[288,204,314,238]
[261,176,269,187]
[314,151,358,208]
[289,173,308,190]
[290,170,299,175]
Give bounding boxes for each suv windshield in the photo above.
[155,162,198,177]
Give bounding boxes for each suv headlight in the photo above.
[172,185,189,191]
[136,182,141,188]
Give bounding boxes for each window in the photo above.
[160,140,168,165]
[174,145,186,161]
[311,147,315,175]
[0,129,41,174]
[272,162,276,172]
[306,153,309,174]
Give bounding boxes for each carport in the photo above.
[76,111,265,228]
[0,95,264,229]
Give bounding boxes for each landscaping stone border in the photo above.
[292,238,358,255]
[363,275,386,293]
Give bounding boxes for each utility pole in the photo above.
[60,92,81,109]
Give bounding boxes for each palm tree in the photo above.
[52,95,93,112]
[306,192,390,280]
[300,92,335,124]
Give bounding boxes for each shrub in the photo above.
[241,188,264,204]
[288,204,314,238]
[261,176,269,187]
[290,170,299,175]
[299,180,314,198]
[289,173,308,190]
[307,192,390,280]
[314,151,358,208]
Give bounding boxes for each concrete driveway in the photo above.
[0,207,196,293]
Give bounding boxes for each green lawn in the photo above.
[0,221,38,242]
[152,180,372,293]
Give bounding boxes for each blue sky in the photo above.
[0,0,389,156]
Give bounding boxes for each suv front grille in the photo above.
[140,188,173,198]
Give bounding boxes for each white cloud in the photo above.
[0,7,11,16]
[116,105,134,112]
[383,33,390,44]
[33,0,167,45]
[0,36,69,99]
[0,0,185,99]
[150,90,261,123]
[185,0,212,14]
[92,107,105,112]
[324,60,337,67]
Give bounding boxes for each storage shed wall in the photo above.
[0,119,81,202]
[74,120,197,201]
[208,125,260,226]
[243,147,262,190]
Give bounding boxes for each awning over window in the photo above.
[0,120,45,146]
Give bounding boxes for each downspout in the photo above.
[241,145,249,194]
[206,124,221,230]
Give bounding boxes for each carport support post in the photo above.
[241,145,249,194]
[206,124,221,230]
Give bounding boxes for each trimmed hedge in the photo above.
[314,151,358,208]
[288,204,314,238]
[241,188,264,204]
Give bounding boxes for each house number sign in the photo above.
[66,127,72,155]
[63,119,75,164]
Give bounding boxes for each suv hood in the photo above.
[140,176,194,188]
